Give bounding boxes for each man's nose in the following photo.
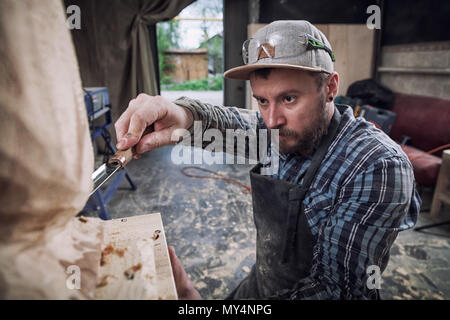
[265,104,286,129]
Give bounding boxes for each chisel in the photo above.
[90,125,154,196]
[90,148,135,196]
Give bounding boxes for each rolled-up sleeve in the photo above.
[173,96,264,134]
[172,96,268,161]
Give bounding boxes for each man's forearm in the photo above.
[173,96,263,134]
[173,96,269,162]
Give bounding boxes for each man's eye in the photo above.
[258,98,268,105]
[283,96,296,103]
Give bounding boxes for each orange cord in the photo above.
[407,143,450,161]
[181,166,252,194]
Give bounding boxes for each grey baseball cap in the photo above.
[224,20,335,80]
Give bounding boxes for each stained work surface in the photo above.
[84,145,450,299]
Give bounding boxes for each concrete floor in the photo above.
[83,145,450,300]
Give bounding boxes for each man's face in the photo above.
[250,68,330,156]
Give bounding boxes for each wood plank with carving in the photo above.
[95,213,178,300]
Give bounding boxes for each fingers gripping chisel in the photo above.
[90,125,154,196]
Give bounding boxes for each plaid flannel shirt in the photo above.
[174,97,421,299]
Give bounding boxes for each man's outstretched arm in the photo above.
[114,94,266,160]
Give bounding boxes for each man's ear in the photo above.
[327,72,339,98]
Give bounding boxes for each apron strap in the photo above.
[282,107,342,263]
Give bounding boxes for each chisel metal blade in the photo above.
[90,162,121,196]
[89,145,139,196]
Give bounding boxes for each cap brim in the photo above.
[224,63,324,80]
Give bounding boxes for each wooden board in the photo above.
[95,213,178,300]
[316,24,375,97]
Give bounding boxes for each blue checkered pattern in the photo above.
[175,97,422,299]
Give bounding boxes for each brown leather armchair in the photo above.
[389,92,450,187]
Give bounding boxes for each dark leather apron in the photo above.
[226,107,342,299]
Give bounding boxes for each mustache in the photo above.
[270,127,299,138]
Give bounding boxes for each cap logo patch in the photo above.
[257,43,275,61]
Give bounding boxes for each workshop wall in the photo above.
[226,0,450,106]
[378,42,450,99]
[377,0,450,99]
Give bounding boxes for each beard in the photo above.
[277,94,330,156]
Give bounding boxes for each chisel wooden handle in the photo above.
[108,148,136,167]
[108,124,154,167]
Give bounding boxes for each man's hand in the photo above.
[114,94,194,156]
[168,246,202,300]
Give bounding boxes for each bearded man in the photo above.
[114,20,421,300]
